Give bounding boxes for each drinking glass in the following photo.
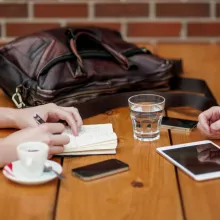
[128,94,165,141]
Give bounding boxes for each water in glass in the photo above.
[130,103,163,141]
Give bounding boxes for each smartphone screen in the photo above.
[72,159,129,181]
[161,116,198,130]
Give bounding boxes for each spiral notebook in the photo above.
[56,123,118,156]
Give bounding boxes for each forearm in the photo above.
[0,135,18,168]
[0,139,18,168]
[0,107,18,129]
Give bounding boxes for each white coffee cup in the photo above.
[17,142,49,178]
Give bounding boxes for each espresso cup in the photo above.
[17,142,49,178]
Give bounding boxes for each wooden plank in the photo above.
[157,43,220,103]
[168,109,220,220]
[56,107,183,220]
[0,90,15,108]
[0,90,60,220]
[0,160,60,220]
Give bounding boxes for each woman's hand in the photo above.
[14,103,83,136]
[0,123,70,167]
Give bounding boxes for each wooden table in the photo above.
[0,44,220,220]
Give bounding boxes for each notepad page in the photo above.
[63,124,114,136]
[73,139,117,149]
[64,133,117,149]
[64,141,117,152]
[63,123,117,149]
[57,149,116,156]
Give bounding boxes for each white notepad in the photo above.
[56,123,118,156]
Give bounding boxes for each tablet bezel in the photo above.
[156,140,220,181]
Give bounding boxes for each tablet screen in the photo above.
[162,143,220,175]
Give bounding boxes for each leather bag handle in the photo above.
[66,28,130,73]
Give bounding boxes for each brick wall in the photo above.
[0,0,220,46]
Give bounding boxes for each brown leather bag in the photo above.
[0,27,217,119]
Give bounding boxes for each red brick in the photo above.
[6,23,60,37]
[156,3,209,17]
[95,3,148,17]
[188,23,220,37]
[127,22,181,37]
[67,22,121,31]
[0,3,27,18]
[34,3,88,18]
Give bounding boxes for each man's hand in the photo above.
[197,106,220,139]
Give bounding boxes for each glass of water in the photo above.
[128,94,165,141]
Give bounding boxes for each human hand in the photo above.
[197,106,220,139]
[0,123,70,166]
[196,144,220,164]
[14,103,83,136]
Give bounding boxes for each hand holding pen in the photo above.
[33,113,66,180]
[15,104,82,136]
[33,113,46,125]
[33,113,66,135]
[33,114,69,126]
[33,113,67,174]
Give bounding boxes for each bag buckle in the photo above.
[12,88,26,108]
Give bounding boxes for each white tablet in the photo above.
[157,140,220,181]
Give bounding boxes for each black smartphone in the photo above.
[161,116,198,131]
[72,159,129,181]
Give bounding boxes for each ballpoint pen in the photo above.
[34,113,68,126]
[33,113,46,125]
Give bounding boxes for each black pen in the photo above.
[33,113,46,125]
[33,113,68,126]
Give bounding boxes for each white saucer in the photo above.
[3,160,62,185]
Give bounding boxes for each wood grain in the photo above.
[56,108,183,220]
[0,90,61,220]
[0,43,219,220]
[0,166,59,220]
[168,109,220,220]
[157,43,220,103]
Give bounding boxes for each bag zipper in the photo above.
[16,86,120,107]
[38,48,150,76]
[28,77,167,105]
[54,87,119,104]
[13,76,169,107]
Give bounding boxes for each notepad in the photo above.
[56,123,118,156]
